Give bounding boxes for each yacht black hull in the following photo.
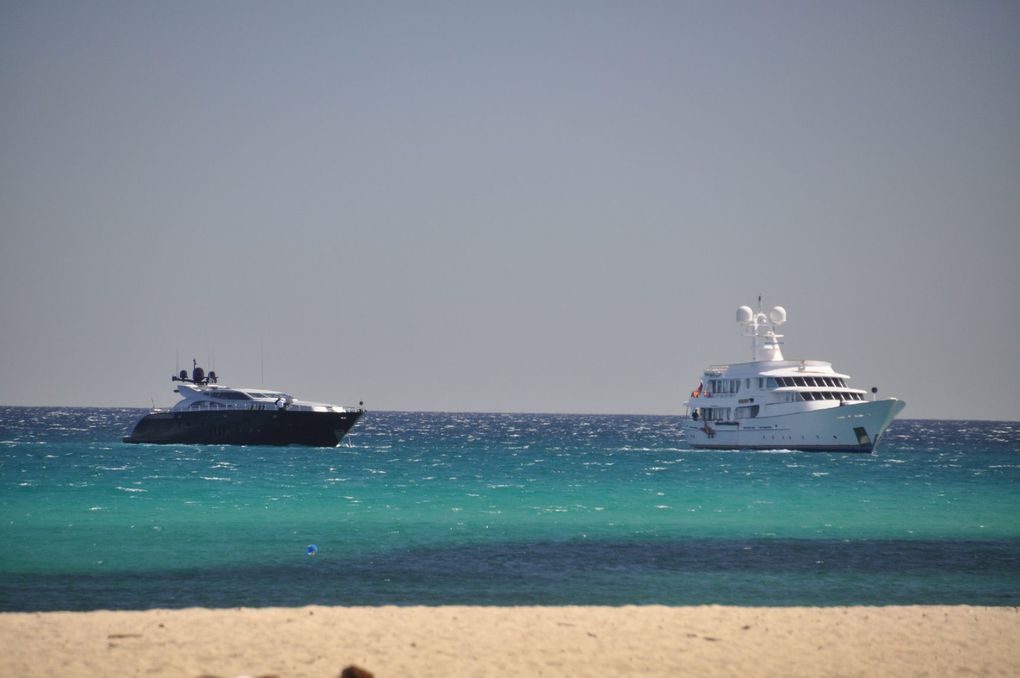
[123,409,363,447]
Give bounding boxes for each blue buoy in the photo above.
[306,544,318,556]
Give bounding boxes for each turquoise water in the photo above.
[1,407,1017,610]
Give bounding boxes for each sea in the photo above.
[1,407,1017,612]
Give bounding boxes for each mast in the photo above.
[736,303,787,361]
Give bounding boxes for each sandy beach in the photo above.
[1,605,1017,677]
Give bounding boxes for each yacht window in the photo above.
[735,405,760,418]
[211,390,251,400]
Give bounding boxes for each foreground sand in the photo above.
[1,605,1017,677]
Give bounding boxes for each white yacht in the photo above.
[682,303,905,452]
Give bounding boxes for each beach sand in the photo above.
[1,605,1017,677]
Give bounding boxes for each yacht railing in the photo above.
[163,401,358,413]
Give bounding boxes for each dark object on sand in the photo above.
[340,666,375,678]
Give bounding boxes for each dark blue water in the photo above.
[1,408,1017,610]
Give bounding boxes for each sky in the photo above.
[1,1,1018,420]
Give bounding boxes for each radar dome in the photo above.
[769,306,787,324]
[736,305,753,323]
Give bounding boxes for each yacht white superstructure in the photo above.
[682,303,905,452]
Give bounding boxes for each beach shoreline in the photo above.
[1,604,1016,677]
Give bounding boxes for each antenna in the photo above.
[737,301,786,362]
[260,336,265,386]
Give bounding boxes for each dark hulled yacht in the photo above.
[124,361,364,447]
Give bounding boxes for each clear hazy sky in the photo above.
[2,1,1018,420]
